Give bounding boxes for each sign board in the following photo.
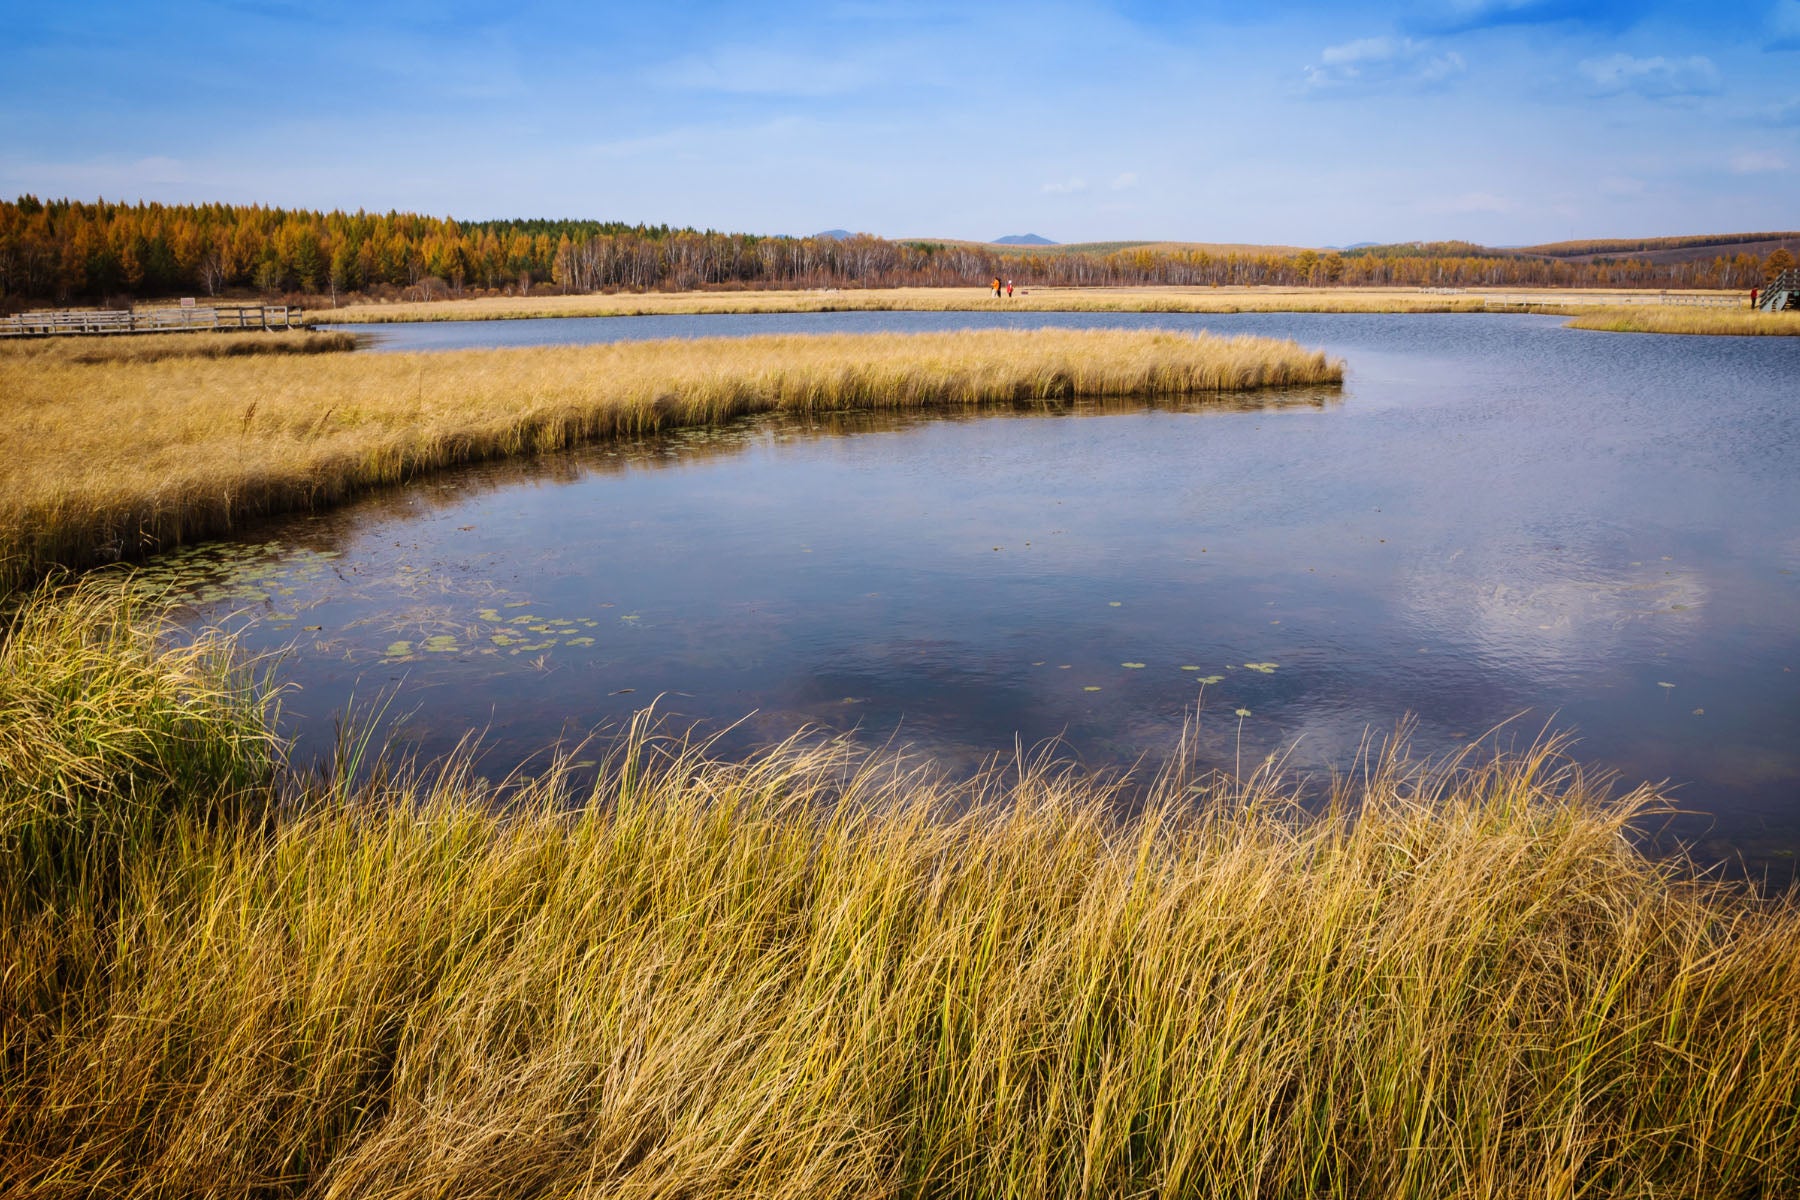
[180,297,195,308]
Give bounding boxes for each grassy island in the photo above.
[2,583,1798,1198]
[0,327,1339,591]
[1563,306,1800,336]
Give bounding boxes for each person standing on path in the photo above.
[993,276,1002,299]
[1006,280,1014,298]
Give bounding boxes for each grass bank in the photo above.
[0,329,359,364]
[3,580,1798,1198]
[313,284,1598,324]
[0,328,1339,592]
[1564,306,1800,336]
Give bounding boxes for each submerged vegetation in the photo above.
[2,580,1798,1197]
[0,327,1340,590]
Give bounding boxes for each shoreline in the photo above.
[293,285,1797,337]
[0,327,1339,593]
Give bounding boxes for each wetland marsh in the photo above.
[151,311,1799,870]
[10,310,1800,1197]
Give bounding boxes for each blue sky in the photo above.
[2,0,1796,245]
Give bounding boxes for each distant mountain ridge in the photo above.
[992,233,1057,246]
[813,229,854,240]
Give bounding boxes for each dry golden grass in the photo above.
[310,285,1745,325]
[0,328,1339,590]
[0,329,359,364]
[4,579,1799,1198]
[309,285,1517,323]
[1564,306,1800,335]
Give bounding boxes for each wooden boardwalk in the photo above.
[0,304,304,338]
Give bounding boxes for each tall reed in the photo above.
[0,328,1340,592]
[2,580,1798,1198]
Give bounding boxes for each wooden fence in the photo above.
[0,305,304,338]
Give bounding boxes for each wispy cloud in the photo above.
[1419,191,1520,215]
[1729,149,1788,173]
[1407,0,1638,33]
[1578,53,1721,99]
[1041,177,1088,195]
[1109,172,1139,191]
[660,45,879,97]
[1305,36,1466,91]
[1771,0,1800,50]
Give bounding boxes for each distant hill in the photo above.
[1514,232,1800,266]
[813,229,854,240]
[1322,242,1381,251]
[992,233,1057,246]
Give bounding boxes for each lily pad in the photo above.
[1122,662,1146,669]
[384,641,413,657]
[1243,662,1279,674]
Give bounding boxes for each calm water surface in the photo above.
[158,312,1797,869]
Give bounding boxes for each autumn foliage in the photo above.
[1,195,1793,305]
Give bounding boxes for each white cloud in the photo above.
[1109,172,1139,191]
[1305,36,1466,91]
[1578,54,1720,99]
[1041,177,1089,195]
[1729,150,1788,174]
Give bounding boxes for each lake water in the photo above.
[150,311,1798,873]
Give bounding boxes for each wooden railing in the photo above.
[1758,270,1799,311]
[0,305,303,337]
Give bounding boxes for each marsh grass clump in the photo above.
[0,580,280,907]
[2,581,1799,1198]
[0,328,1340,591]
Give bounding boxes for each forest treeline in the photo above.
[1,196,1790,306]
